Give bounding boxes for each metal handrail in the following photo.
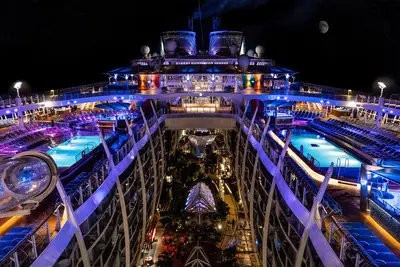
[370,196,400,217]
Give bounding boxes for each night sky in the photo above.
[1,0,399,96]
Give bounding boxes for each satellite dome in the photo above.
[238,55,250,72]
[255,45,265,57]
[247,49,255,57]
[164,39,177,55]
[229,44,238,57]
[140,45,150,57]
[319,21,329,34]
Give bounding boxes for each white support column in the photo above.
[376,97,384,128]
[125,119,147,261]
[234,102,250,180]
[125,118,133,137]
[140,107,158,219]
[16,98,24,128]
[234,102,250,223]
[294,163,334,267]
[98,130,131,267]
[262,131,292,267]
[211,74,215,93]
[249,116,270,252]
[150,102,165,209]
[239,107,258,235]
[55,181,91,267]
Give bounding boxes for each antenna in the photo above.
[212,17,220,31]
[160,36,164,56]
[240,37,246,55]
[187,17,194,31]
[197,0,204,49]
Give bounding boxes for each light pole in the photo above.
[378,82,386,98]
[14,81,22,98]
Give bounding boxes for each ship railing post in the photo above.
[140,107,158,220]
[234,102,250,196]
[28,233,38,259]
[339,235,346,261]
[249,116,270,254]
[150,101,165,209]
[294,162,334,267]
[240,106,258,252]
[98,130,131,267]
[262,130,292,267]
[125,118,147,262]
[55,206,61,231]
[55,181,90,267]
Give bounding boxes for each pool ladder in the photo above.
[336,158,349,178]
[84,142,97,151]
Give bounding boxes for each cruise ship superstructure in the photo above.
[0,19,400,267]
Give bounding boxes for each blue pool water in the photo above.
[282,129,362,169]
[47,135,102,168]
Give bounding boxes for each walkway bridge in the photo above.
[3,82,400,121]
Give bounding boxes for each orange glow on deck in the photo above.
[363,214,400,248]
[0,216,22,236]
[139,75,147,90]
[255,74,262,89]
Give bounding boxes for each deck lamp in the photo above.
[14,81,22,98]
[378,82,386,98]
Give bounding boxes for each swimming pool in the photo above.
[282,129,362,169]
[47,135,102,168]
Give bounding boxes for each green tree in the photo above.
[170,182,188,216]
[232,191,240,203]
[156,251,174,267]
[215,196,230,221]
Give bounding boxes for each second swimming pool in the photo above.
[47,135,102,168]
[282,129,362,169]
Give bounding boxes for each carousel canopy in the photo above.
[184,243,211,267]
[185,182,216,214]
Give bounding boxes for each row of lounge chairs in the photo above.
[327,118,400,146]
[64,110,137,122]
[341,116,398,137]
[343,222,400,266]
[0,119,16,129]
[311,119,400,160]
[294,110,324,120]
[0,124,71,155]
[0,226,33,262]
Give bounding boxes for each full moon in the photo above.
[319,21,329,34]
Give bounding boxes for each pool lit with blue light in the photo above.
[47,135,102,168]
[282,129,362,169]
